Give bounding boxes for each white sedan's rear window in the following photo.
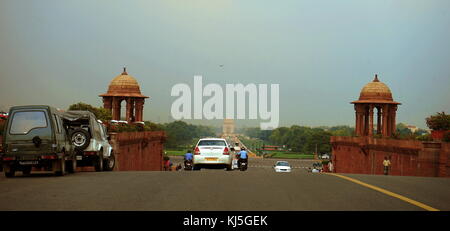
[198,140,226,146]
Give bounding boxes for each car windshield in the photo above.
[9,111,48,134]
[277,162,289,167]
[198,140,226,146]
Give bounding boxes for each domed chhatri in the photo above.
[101,68,148,98]
[351,74,401,137]
[99,68,149,122]
[352,74,399,104]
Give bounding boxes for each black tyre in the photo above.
[22,166,32,175]
[103,151,115,171]
[53,158,66,176]
[70,128,91,151]
[94,152,104,172]
[4,164,15,178]
[67,158,77,173]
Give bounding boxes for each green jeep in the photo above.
[2,105,76,177]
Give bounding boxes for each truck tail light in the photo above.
[194,147,200,155]
[41,155,57,160]
[84,151,97,156]
[3,156,15,161]
[223,147,230,155]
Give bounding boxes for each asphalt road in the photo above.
[0,158,449,211]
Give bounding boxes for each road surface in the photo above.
[0,158,449,211]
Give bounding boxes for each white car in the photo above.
[321,154,330,159]
[193,138,233,170]
[273,161,292,172]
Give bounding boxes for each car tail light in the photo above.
[3,156,15,161]
[41,155,57,160]
[194,146,200,155]
[223,147,230,155]
[84,151,97,155]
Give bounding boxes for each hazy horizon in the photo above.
[1,0,449,129]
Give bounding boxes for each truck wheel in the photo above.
[70,128,91,151]
[103,151,115,171]
[22,166,32,175]
[94,153,103,172]
[4,164,15,178]
[53,158,66,176]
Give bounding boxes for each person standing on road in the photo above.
[328,160,333,173]
[383,156,391,175]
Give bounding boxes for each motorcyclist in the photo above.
[237,147,248,168]
[184,149,193,167]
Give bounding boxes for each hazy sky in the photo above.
[1,0,449,129]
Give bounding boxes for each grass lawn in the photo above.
[164,149,186,156]
[268,152,314,159]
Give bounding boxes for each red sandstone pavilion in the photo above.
[99,68,149,123]
[331,75,449,177]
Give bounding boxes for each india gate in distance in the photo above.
[99,68,149,122]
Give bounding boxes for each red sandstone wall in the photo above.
[331,136,449,177]
[110,131,166,171]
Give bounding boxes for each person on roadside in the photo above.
[184,149,193,167]
[164,157,171,171]
[328,160,333,173]
[383,156,391,175]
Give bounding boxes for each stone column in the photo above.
[130,98,135,122]
[390,105,397,136]
[135,99,144,122]
[112,97,121,121]
[355,104,365,136]
[102,97,112,111]
[126,98,132,123]
[368,105,374,136]
[377,106,382,135]
[382,104,389,137]
[364,106,369,136]
[354,105,360,136]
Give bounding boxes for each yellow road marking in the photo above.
[325,173,440,211]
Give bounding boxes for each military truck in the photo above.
[2,105,76,177]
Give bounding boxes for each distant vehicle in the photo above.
[311,162,323,172]
[273,161,292,172]
[110,120,128,124]
[62,111,115,171]
[321,154,330,159]
[2,105,76,177]
[193,138,233,171]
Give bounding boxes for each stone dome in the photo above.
[352,75,400,104]
[99,68,148,98]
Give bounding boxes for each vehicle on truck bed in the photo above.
[1,105,76,177]
[62,111,115,171]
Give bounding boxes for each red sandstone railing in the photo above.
[330,136,449,177]
[109,131,166,171]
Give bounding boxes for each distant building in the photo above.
[406,125,419,133]
[223,119,235,135]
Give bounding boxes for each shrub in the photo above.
[444,131,450,142]
[426,112,450,131]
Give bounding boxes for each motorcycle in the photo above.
[184,160,193,170]
[238,159,248,171]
